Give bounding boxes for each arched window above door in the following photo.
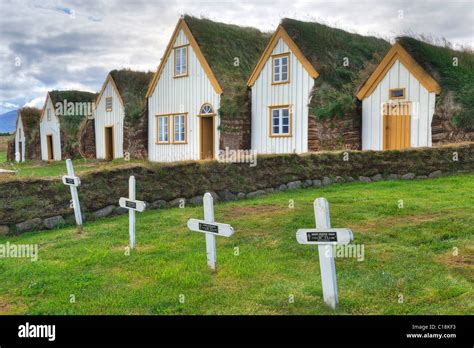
[200,103,215,115]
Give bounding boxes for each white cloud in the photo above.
[23,97,44,108]
[0,102,19,109]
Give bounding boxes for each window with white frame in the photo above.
[157,116,169,143]
[174,46,188,77]
[272,54,289,84]
[47,108,51,121]
[270,107,291,136]
[173,114,186,143]
[106,97,112,111]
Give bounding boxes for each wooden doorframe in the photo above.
[198,115,215,160]
[104,125,115,160]
[46,134,54,161]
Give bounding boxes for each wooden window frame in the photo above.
[268,105,292,137]
[199,103,216,116]
[172,113,188,144]
[173,44,189,78]
[389,88,406,100]
[106,97,113,112]
[271,53,290,85]
[155,114,171,144]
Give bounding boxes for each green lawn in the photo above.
[0,158,145,178]
[0,174,472,315]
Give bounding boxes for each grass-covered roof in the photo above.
[396,37,474,129]
[184,15,270,121]
[18,107,41,140]
[281,18,391,119]
[49,90,98,158]
[109,69,154,125]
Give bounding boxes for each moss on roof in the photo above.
[18,107,41,142]
[184,15,270,121]
[281,18,391,120]
[49,90,98,158]
[109,69,154,125]
[397,37,474,129]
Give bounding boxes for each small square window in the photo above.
[272,54,290,84]
[270,106,291,136]
[157,116,169,143]
[174,46,188,77]
[173,114,186,143]
[106,97,112,111]
[389,88,405,99]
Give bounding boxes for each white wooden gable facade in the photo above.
[247,26,319,154]
[39,93,62,161]
[94,74,125,160]
[146,19,222,162]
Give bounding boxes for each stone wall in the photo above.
[0,143,472,233]
[308,113,361,151]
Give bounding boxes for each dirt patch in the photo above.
[438,246,474,267]
[222,204,284,219]
[0,297,12,314]
[352,213,445,233]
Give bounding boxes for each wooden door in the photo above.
[200,117,214,160]
[47,135,54,161]
[104,126,114,160]
[383,114,411,150]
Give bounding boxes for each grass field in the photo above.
[0,174,472,315]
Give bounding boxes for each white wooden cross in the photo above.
[296,197,354,309]
[119,176,146,249]
[187,193,234,270]
[62,159,83,231]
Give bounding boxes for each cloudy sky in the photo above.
[0,0,472,114]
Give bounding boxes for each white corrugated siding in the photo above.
[362,59,436,150]
[148,29,220,162]
[14,115,25,162]
[251,38,314,154]
[94,79,124,159]
[40,95,62,161]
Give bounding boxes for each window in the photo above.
[199,103,214,115]
[389,88,405,99]
[270,106,291,137]
[47,109,51,121]
[272,54,290,84]
[173,114,187,143]
[156,115,169,143]
[174,46,188,77]
[106,97,112,111]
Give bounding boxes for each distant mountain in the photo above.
[0,110,18,134]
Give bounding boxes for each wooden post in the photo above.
[314,198,338,309]
[66,159,83,231]
[203,193,217,270]
[129,176,136,249]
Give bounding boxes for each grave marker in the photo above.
[119,176,146,249]
[187,193,234,270]
[62,159,83,231]
[296,198,354,309]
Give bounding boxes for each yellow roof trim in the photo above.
[356,42,441,100]
[95,73,125,110]
[247,25,319,87]
[146,18,223,98]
